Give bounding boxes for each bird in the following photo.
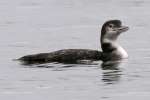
[18,20,129,64]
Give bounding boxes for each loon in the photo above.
[18,20,129,64]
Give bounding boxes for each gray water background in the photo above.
[0,0,150,100]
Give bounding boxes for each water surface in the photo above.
[0,0,150,100]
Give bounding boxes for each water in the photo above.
[0,0,150,99]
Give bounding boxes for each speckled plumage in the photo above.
[19,49,103,64]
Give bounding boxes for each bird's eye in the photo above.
[109,24,113,28]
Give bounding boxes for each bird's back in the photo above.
[19,49,103,64]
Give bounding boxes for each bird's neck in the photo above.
[101,39,128,59]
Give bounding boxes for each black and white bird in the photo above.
[18,20,129,64]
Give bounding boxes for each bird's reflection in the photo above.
[19,59,124,85]
[101,61,122,85]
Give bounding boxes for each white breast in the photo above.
[117,46,128,58]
